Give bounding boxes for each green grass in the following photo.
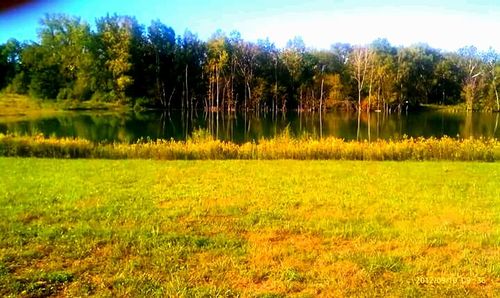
[0,93,127,117]
[419,103,467,111]
[0,158,499,297]
[0,93,58,117]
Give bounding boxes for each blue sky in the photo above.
[0,0,499,51]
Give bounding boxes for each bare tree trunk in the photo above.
[167,88,176,109]
[210,67,214,110]
[368,66,374,112]
[221,82,227,112]
[367,111,371,142]
[161,82,166,108]
[494,113,498,134]
[358,89,362,111]
[312,89,315,111]
[231,60,235,112]
[376,111,380,139]
[320,76,324,112]
[274,58,278,114]
[205,80,209,112]
[216,65,219,111]
[185,64,189,111]
[353,47,369,111]
[154,46,164,107]
[181,83,185,111]
[494,77,499,111]
[299,87,303,112]
[357,110,361,141]
[247,81,252,110]
[244,78,247,112]
[377,84,381,111]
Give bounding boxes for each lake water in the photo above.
[0,110,499,143]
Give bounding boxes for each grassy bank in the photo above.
[0,158,499,296]
[0,94,58,117]
[0,93,127,117]
[419,103,467,112]
[419,103,500,113]
[1,133,499,161]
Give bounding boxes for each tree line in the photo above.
[0,14,499,112]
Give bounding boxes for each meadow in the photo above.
[0,158,499,297]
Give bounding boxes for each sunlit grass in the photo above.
[1,132,499,161]
[0,158,499,296]
[0,93,57,117]
[0,93,126,117]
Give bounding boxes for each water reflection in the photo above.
[0,110,498,143]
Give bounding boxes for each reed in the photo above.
[1,133,499,161]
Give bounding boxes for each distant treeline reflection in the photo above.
[0,111,498,143]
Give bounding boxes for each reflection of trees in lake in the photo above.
[0,111,499,142]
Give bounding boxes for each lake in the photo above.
[0,110,498,143]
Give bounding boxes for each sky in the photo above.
[0,0,499,52]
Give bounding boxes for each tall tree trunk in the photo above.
[368,66,374,112]
[493,77,499,111]
[299,87,303,112]
[167,88,175,109]
[312,89,315,111]
[244,77,247,112]
[494,113,499,134]
[358,88,362,111]
[230,59,235,112]
[185,64,189,111]
[247,81,252,110]
[181,84,185,110]
[377,83,381,111]
[320,76,324,112]
[357,110,361,141]
[274,58,278,114]
[367,111,371,142]
[216,65,219,111]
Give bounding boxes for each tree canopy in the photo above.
[1,14,499,112]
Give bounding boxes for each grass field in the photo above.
[0,158,499,297]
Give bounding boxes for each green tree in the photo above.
[95,14,137,101]
[282,36,306,110]
[145,20,176,107]
[0,39,22,90]
[20,43,62,99]
[368,39,397,111]
[233,37,258,111]
[482,48,500,111]
[206,31,229,110]
[177,30,207,110]
[35,14,94,100]
[431,54,463,105]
